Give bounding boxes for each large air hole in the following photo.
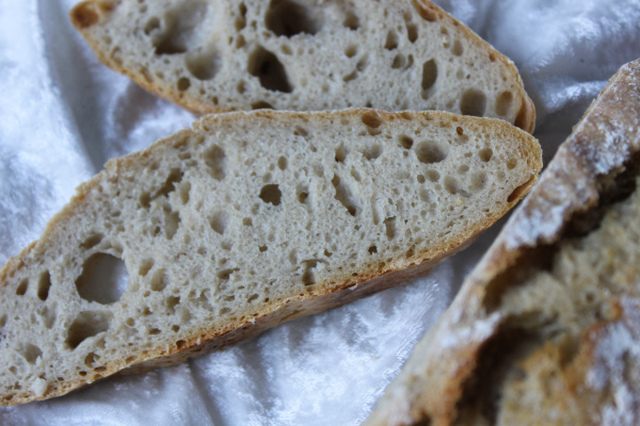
[186,47,222,80]
[416,140,449,164]
[332,174,359,216]
[460,89,487,117]
[259,184,282,206]
[421,59,438,99]
[204,144,227,180]
[18,343,42,364]
[152,1,208,55]
[156,168,184,199]
[248,46,292,93]
[37,271,51,301]
[384,216,397,240]
[66,311,112,349]
[265,0,321,36]
[75,253,129,304]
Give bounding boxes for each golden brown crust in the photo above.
[366,59,640,425]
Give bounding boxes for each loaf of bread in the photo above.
[366,59,640,425]
[0,109,540,406]
[70,0,535,132]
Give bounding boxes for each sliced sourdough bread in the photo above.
[366,60,640,425]
[0,109,540,406]
[69,0,535,131]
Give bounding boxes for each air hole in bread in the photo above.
[302,259,323,285]
[384,216,397,240]
[164,209,180,239]
[407,23,418,43]
[71,3,101,29]
[385,30,399,50]
[363,144,382,160]
[351,168,361,182]
[278,156,288,170]
[210,211,229,235]
[139,259,154,277]
[150,269,168,292]
[81,234,104,250]
[243,217,253,226]
[76,253,129,304]
[166,296,181,314]
[421,59,438,99]
[156,168,184,198]
[458,164,469,174]
[248,46,292,93]
[343,11,360,30]
[362,111,383,128]
[235,3,247,31]
[18,343,42,364]
[144,17,160,35]
[266,0,321,37]
[507,158,518,170]
[84,352,99,368]
[152,1,208,55]
[179,182,190,204]
[259,184,282,206]
[471,172,487,191]
[0,314,6,328]
[37,271,51,302]
[332,174,359,216]
[204,145,227,180]
[16,279,28,296]
[66,311,112,349]
[259,245,268,252]
[177,77,191,91]
[218,268,238,281]
[249,100,273,110]
[452,39,464,56]
[444,175,468,197]
[398,135,414,149]
[345,45,357,58]
[496,91,513,116]
[186,47,221,81]
[335,144,348,162]
[479,148,493,162]
[368,245,378,254]
[416,140,449,164]
[460,89,487,117]
[297,186,309,204]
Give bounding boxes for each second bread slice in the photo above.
[0,109,540,405]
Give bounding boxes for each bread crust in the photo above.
[69,0,535,132]
[366,59,640,425]
[0,109,540,406]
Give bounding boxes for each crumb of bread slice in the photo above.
[0,109,540,406]
[69,0,535,132]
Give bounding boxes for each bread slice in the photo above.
[0,109,540,406]
[366,60,640,425]
[69,0,535,132]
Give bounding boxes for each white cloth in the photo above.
[1,0,640,424]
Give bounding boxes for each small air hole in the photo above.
[259,184,282,206]
[368,245,377,254]
[362,111,383,128]
[210,211,230,235]
[479,148,493,162]
[398,135,414,149]
[385,30,399,50]
[384,217,397,240]
[16,279,28,296]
